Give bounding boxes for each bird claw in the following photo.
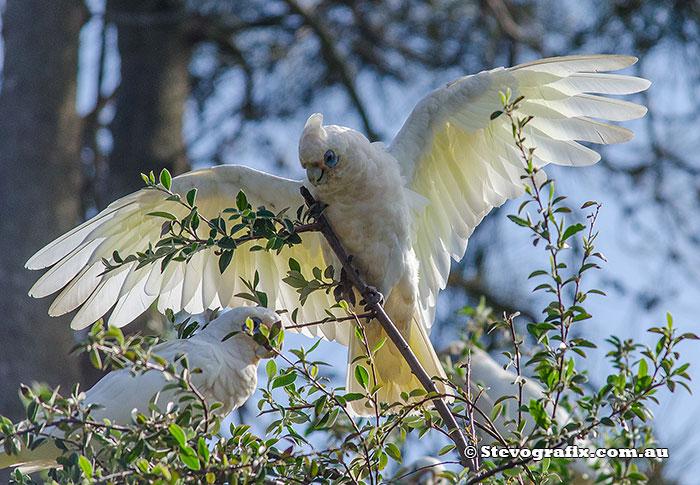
[361,286,384,311]
[307,199,328,220]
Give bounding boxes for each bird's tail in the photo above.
[0,440,61,474]
[346,315,451,417]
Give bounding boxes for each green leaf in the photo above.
[78,455,92,479]
[236,190,248,210]
[354,365,369,389]
[529,399,549,428]
[160,168,172,190]
[218,250,233,274]
[638,359,648,378]
[289,258,301,273]
[186,188,197,207]
[218,236,237,250]
[169,423,186,448]
[26,401,38,422]
[272,372,297,389]
[89,349,102,369]
[385,443,402,463]
[198,437,210,464]
[439,444,456,456]
[180,450,201,470]
[507,214,530,227]
[561,223,586,242]
[373,338,387,354]
[266,359,277,379]
[146,211,177,220]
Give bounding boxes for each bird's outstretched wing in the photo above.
[26,165,345,343]
[389,55,650,327]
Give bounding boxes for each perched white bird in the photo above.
[0,306,281,473]
[26,55,650,415]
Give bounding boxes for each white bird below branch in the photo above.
[0,307,281,473]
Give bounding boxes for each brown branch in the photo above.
[299,186,474,469]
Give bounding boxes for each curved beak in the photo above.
[306,165,325,185]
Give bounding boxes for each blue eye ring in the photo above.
[324,149,338,167]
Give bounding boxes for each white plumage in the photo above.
[0,306,281,473]
[26,55,649,415]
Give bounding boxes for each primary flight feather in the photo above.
[0,306,281,473]
[26,55,650,415]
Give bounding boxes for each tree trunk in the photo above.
[104,0,191,204]
[0,0,86,420]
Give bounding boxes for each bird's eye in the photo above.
[324,150,338,167]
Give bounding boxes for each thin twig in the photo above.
[465,349,479,470]
[283,312,373,331]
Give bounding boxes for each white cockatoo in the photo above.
[0,306,281,473]
[26,55,649,415]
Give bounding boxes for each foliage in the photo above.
[2,99,697,483]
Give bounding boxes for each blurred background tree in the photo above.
[1,0,698,481]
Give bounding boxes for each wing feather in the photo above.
[389,55,649,329]
[28,165,345,343]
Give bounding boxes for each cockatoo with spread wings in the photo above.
[0,307,281,473]
[26,55,650,415]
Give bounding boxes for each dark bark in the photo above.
[103,0,191,205]
[0,0,86,419]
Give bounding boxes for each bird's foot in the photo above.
[307,199,328,220]
[360,286,384,312]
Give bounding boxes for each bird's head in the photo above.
[298,113,369,191]
[218,307,283,359]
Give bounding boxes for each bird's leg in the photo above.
[334,255,357,306]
